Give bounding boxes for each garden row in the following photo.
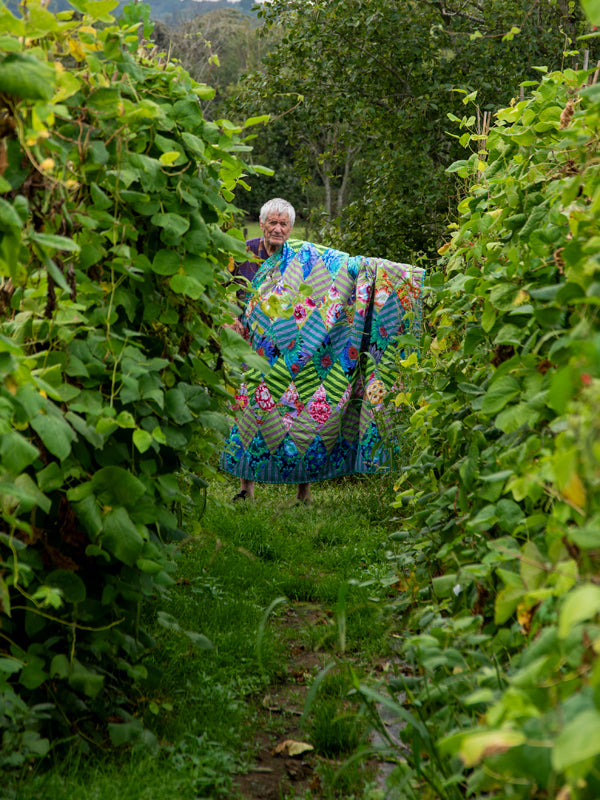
[0,0,261,767]
[380,63,600,799]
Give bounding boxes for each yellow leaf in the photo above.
[431,336,446,355]
[438,242,451,255]
[563,471,586,509]
[68,38,86,61]
[517,601,534,633]
[459,729,526,767]
[513,289,529,306]
[4,376,18,395]
[400,352,418,368]
[159,151,180,166]
[273,739,314,757]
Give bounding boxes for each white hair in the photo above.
[259,198,295,228]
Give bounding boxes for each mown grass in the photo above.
[10,474,400,800]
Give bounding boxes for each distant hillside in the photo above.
[45,0,260,24]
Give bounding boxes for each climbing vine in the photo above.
[382,62,600,799]
[0,0,265,763]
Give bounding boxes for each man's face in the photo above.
[260,212,292,255]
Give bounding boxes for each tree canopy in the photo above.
[225,0,599,258]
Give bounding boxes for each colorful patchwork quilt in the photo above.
[220,239,424,484]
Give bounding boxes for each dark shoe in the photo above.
[232,490,250,503]
[294,497,311,507]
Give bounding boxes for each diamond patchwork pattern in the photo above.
[220,240,425,484]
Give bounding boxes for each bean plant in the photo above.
[0,0,264,767]
[381,62,600,799]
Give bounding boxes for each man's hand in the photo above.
[223,318,246,337]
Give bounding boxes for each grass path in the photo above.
[12,475,403,800]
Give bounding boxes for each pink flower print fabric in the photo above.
[254,382,275,411]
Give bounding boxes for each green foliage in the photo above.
[0,0,261,765]
[4,476,397,799]
[150,7,270,118]
[380,62,600,798]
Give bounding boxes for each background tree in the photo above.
[227,0,599,260]
[150,7,270,116]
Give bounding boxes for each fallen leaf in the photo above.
[273,739,314,757]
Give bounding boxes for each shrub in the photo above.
[382,64,600,799]
[0,0,261,762]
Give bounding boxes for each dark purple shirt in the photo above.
[235,237,268,283]
[233,237,269,304]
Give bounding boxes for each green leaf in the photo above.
[481,375,521,415]
[548,365,576,414]
[157,611,181,632]
[151,249,180,275]
[36,462,63,492]
[169,274,205,298]
[30,232,80,252]
[581,0,600,26]
[88,86,121,112]
[198,411,230,437]
[101,507,144,566]
[495,402,534,433]
[13,473,51,514]
[73,494,103,538]
[30,412,75,461]
[132,429,153,453]
[0,53,56,100]
[0,657,22,675]
[20,656,48,690]
[0,5,25,36]
[1,476,50,514]
[567,516,600,550]
[165,388,193,424]
[68,667,104,698]
[50,654,70,679]
[181,132,205,156]
[496,499,525,532]
[184,631,213,650]
[150,212,190,238]
[558,584,600,638]
[552,710,600,771]
[431,573,459,598]
[0,430,39,473]
[136,558,163,574]
[91,466,146,507]
[0,197,23,230]
[46,570,87,603]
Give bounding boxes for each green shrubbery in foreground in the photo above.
[0,0,265,766]
[379,63,600,798]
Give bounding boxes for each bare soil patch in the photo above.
[234,601,330,799]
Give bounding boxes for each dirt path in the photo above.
[234,603,328,799]
[233,601,403,799]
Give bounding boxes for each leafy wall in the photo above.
[0,0,262,763]
[384,63,600,799]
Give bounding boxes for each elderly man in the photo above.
[228,198,312,505]
[221,198,425,508]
